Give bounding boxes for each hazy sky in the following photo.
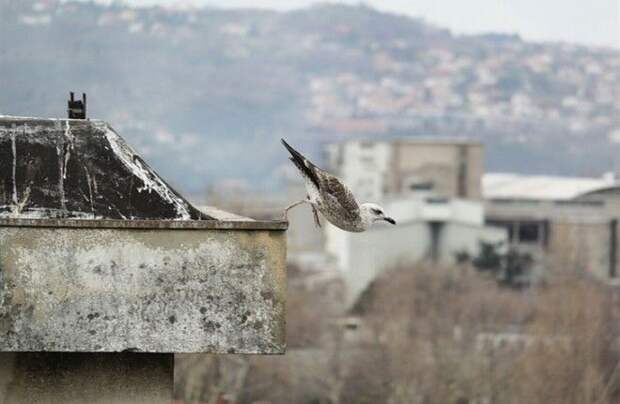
[98,0,619,49]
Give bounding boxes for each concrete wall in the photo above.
[326,140,483,202]
[547,219,612,279]
[0,219,287,354]
[486,196,620,280]
[578,188,620,217]
[390,142,483,200]
[465,145,485,199]
[0,117,289,403]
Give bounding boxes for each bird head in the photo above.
[360,203,396,228]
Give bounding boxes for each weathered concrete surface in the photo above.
[0,352,173,404]
[0,116,211,220]
[0,217,287,231]
[0,221,287,354]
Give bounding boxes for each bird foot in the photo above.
[282,200,306,222]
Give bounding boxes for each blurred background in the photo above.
[1,0,620,402]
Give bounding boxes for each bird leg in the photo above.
[282,200,307,220]
[311,205,321,228]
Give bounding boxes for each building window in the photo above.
[518,222,541,243]
[404,176,434,193]
[410,181,434,191]
[487,219,547,245]
[426,196,449,204]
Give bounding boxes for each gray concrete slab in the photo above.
[0,221,287,354]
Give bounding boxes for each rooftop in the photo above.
[483,173,620,201]
[0,116,210,220]
[333,137,482,146]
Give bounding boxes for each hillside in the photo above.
[1,0,619,193]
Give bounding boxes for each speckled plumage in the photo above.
[282,139,395,232]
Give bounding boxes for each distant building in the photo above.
[326,194,506,307]
[325,138,484,203]
[322,138,502,306]
[484,173,620,281]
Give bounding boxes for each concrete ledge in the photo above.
[0,218,288,231]
[0,222,286,354]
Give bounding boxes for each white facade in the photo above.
[326,141,392,203]
[325,195,507,307]
[384,195,484,225]
[326,219,431,307]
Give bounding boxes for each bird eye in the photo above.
[371,208,382,215]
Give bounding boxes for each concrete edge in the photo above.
[0,218,288,231]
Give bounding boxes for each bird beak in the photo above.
[384,217,396,225]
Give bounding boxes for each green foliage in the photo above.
[471,241,502,271]
[467,241,533,288]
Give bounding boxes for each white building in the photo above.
[325,138,484,203]
[320,138,503,307]
[326,194,507,307]
[325,140,392,203]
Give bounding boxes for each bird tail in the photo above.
[281,138,320,188]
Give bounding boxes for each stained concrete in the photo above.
[0,220,287,354]
[0,115,288,402]
[0,352,173,404]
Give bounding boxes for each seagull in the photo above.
[281,138,396,232]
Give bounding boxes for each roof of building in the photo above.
[0,116,212,220]
[332,137,482,146]
[483,173,620,201]
[389,137,482,145]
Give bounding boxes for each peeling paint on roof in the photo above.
[0,116,212,220]
[103,125,193,220]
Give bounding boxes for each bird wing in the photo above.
[281,138,320,189]
[281,138,360,221]
[317,169,360,221]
